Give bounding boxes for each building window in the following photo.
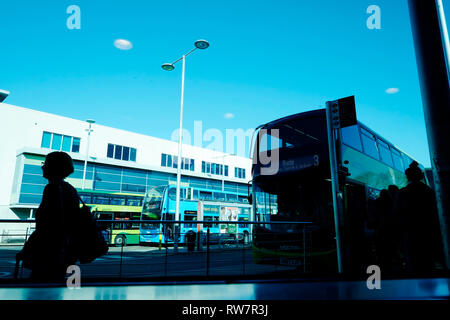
[41,131,81,153]
[161,153,194,171]
[107,143,137,162]
[235,167,246,179]
[201,161,228,177]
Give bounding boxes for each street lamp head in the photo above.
[86,119,95,124]
[162,63,175,71]
[194,39,209,50]
[0,89,10,103]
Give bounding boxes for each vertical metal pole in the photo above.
[303,225,306,273]
[408,0,450,269]
[174,55,186,254]
[82,123,92,190]
[326,101,343,274]
[119,240,124,278]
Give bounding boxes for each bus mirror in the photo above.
[247,194,253,205]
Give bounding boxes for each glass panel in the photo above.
[130,148,136,161]
[62,135,72,152]
[378,140,393,166]
[360,130,379,159]
[51,134,62,150]
[72,138,80,153]
[107,144,114,158]
[114,145,122,160]
[392,149,404,171]
[225,165,228,176]
[402,154,413,168]
[226,193,238,202]
[122,175,146,185]
[341,125,362,151]
[161,154,167,167]
[167,155,172,167]
[122,146,130,161]
[41,131,51,148]
[214,192,225,201]
[22,173,47,185]
[190,159,195,171]
[202,161,205,173]
[173,156,178,168]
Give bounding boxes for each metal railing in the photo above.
[0,220,312,282]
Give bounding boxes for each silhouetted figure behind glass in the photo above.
[397,161,444,274]
[25,152,80,282]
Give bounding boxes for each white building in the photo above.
[0,102,252,243]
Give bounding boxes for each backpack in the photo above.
[74,197,109,264]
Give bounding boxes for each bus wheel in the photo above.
[115,235,127,247]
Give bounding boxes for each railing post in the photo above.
[164,231,168,277]
[242,230,246,275]
[206,227,210,277]
[303,225,306,273]
[119,238,124,279]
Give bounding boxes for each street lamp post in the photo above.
[82,119,95,190]
[162,39,209,253]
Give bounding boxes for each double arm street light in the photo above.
[162,39,209,253]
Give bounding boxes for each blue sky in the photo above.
[1,0,449,166]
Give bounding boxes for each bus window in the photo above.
[238,195,249,203]
[378,139,393,167]
[360,128,380,160]
[93,195,110,205]
[126,196,142,206]
[110,196,125,206]
[184,213,197,228]
[168,187,188,200]
[199,191,212,200]
[392,149,404,171]
[341,125,363,151]
[79,193,92,204]
[213,192,225,201]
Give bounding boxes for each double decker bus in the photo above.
[78,190,144,246]
[140,185,251,246]
[251,108,427,274]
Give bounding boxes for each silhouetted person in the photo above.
[397,161,444,274]
[21,152,80,282]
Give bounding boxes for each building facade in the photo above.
[0,103,252,242]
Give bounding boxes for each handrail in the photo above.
[0,219,312,225]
